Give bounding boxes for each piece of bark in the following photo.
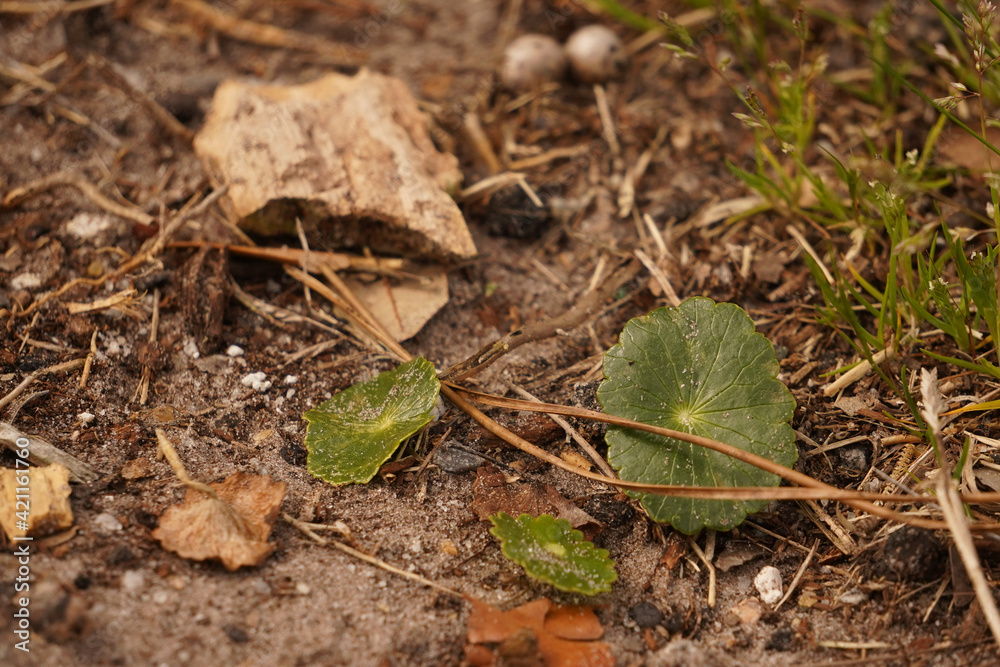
[0,422,99,483]
[194,70,476,262]
[0,463,74,540]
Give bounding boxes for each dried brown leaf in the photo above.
[470,464,600,531]
[152,472,286,571]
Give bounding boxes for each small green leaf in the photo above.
[598,297,797,534]
[489,512,617,595]
[303,357,440,485]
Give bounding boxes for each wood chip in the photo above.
[194,71,476,261]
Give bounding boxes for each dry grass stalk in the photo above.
[774,540,818,610]
[688,536,717,608]
[0,0,112,14]
[505,381,618,480]
[171,0,364,65]
[921,368,1000,649]
[823,348,897,397]
[2,171,154,226]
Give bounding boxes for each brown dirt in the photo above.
[0,1,995,666]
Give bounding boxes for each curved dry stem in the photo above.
[449,386,1000,531]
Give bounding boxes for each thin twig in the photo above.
[79,329,98,388]
[0,358,84,412]
[775,539,818,610]
[505,381,618,480]
[282,512,462,597]
[155,428,216,496]
[172,0,365,64]
[688,536,716,608]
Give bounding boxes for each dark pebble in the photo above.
[435,442,485,474]
[766,626,794,651]
[881,525,945,582]
[223,623,251,643]
[629,602,664,628]
[482,189,552,240]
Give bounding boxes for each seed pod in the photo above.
[500,34,567,92]
[564,25,627,84]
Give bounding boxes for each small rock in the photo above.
[765,626,795,651]
[754,565,783,605]
[500,34,567,92]
[434,442,485,474]
[64,212,123,246]
[223,623,251,643]
[725,598,763,626]
[837,588,868,606]
[194,355,230,374]
[121,570,144,592]
[77,412,95,424]
[93,512,123,534]
[882,526,945,582]
[564,25,628,84]
[715,540,767,572]
[226,345,245,357]
[628,601,664,628]
[241,371,271,393]
[283,375,298,385]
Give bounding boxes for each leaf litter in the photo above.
[151,429,286,571]
[464,596,613,667]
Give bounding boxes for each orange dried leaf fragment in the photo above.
[464,596,612,667]
[152,472,286,571]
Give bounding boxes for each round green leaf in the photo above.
[489,512,617,595]
[597,297,796,534]
[303,357,440,485]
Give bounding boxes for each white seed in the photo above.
[500,34,567,92]
[565,25,628,84]
[754,565,783,605]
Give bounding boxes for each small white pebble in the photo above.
[241,371,265,386]
[241,371,271,392]
[283,375,298,385]
[754,565,783,605]
[121,570,144,592]
[226,345,245,357]
[500,34,567,92]
[77,412,95,424]
[286,388,296,399]
[564,25,628,84]
[152,590,170,604]
[93,512,123,534]
[296,582,311,595]
[183,338,200,359]
[837,588,868,606]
